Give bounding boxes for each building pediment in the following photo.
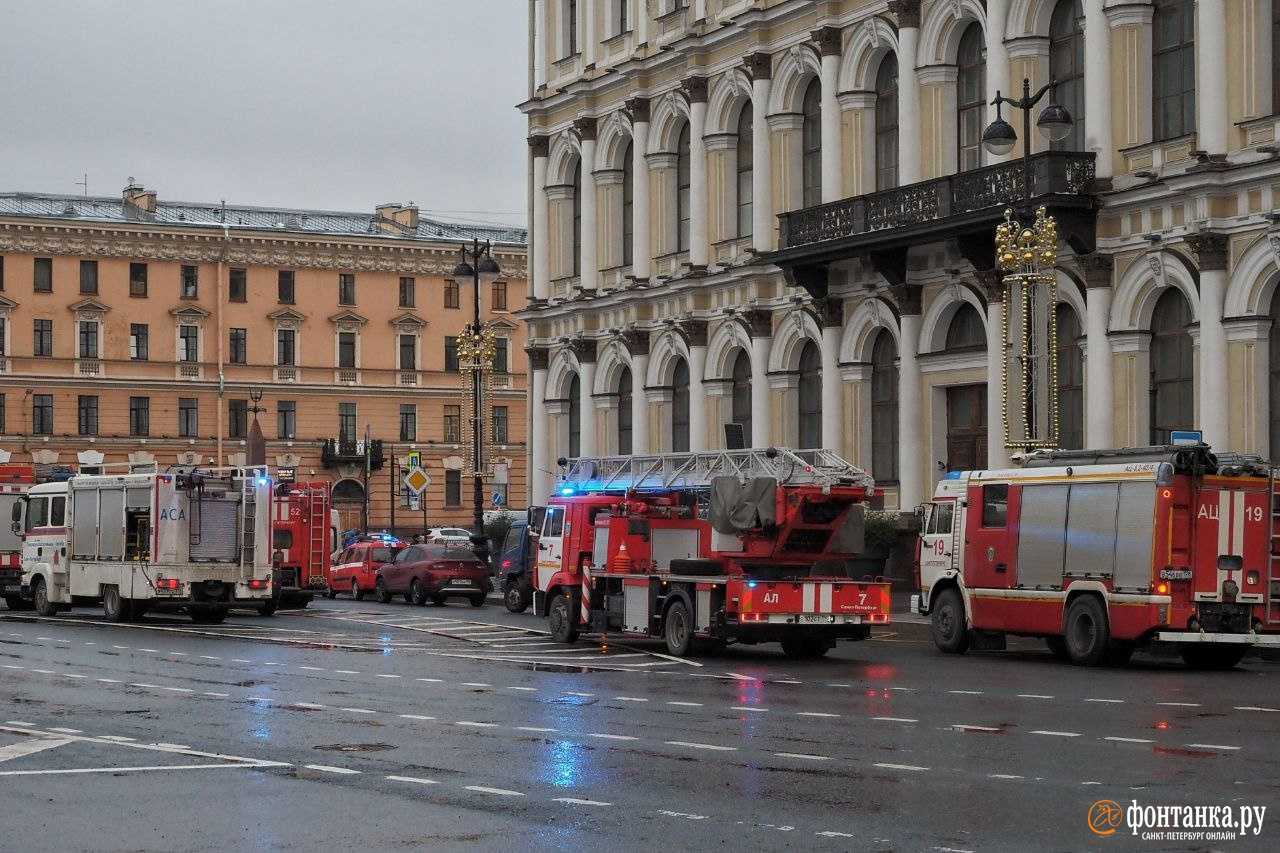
[268,307,308,324]
[328,310,368,326]
[170,304,212,319]
[69,298,111,314]
[489,317,519,331]
[390,311,427,328]
[0,295,19,311]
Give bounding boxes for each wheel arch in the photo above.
[924,574,970,624]
[1062,582,1110,631]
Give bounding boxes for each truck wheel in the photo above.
[375,578,392,604]
[410,578,428,606]
[548,592,579,644]
[1064,596,1110,666]
[468,593,486,608]
[190,608,228,625]
[257,597,278,617]
[33,578,60,617]
[1178,643,1248,670]
[1045,636,1069,659]
[504,583,529,614]
[351,580,365,602]
[324,586,337,600]
[929,588,969,654]
[103,586,132,623]
[663,600,694,657]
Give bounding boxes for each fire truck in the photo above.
[13,464,273,624]
[0,464,36,611]
[916,444,1280,668]
[536,448,892,658]
[265,481,334,614]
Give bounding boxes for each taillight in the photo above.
[247,578,269,590]
[155,578,180,590]
[501,559,512,568]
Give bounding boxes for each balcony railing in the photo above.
[321,438,385,470]
[778,151,1096,249]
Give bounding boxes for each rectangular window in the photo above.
[229,399,248,439]
[398,334,416,371]
[445,470,462,507]
[399,404,417,442]
[492,280,507,311]
[229,328,247,364]
[444,336,458,371]
[178,397,198,438]
[78,395,98,437]
[0,255,4,290]
[493,338,509,374]
[399,276,415,308]
[338,402,357,443]
[277,329,296,366]
[443,405,461,443]
[79,260,98,294]
[32,394,53,436]
[338,273,356,305]
[0,394,5,434]
[179,325,199,362]
[129,396,150,437]
[78,321,99,359]
[0,318,5,356]
[444,279,459,309]
[129,262,148,297]
[337,331,356,368]
[493,405,509,444]
[227,268,246,302]
[34,258,53,292]
[278,270,295,304]
[181,264,198,298]
[981,484,1009,528]
[33,319,52,357]
[277,400,296,439]
[130,323,149,360]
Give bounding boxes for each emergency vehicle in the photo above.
[916,444,1280,668]
[536,448,892,658]
[13,464,273,624]
[266,481,334,613]
[0,464,35,611]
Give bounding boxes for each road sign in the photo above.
[403,467,431,495]
[407,451,421,469]
[492,491,503,506]
[1171,430,1203,446]
[277,467,295,483]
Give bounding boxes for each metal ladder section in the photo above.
[306,487,327,583]
[240,477,258,579]
[560,448,876,493]
[1269,468,1280,625]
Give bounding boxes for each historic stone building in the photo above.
[520,0,1280,511]
[0,183,528,533]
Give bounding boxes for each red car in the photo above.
[331,541,403,601]
[378,544,492,607]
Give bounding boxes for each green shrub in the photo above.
[863,510,902,551]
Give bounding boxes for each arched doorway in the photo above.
[1055,303,1084,449]
[730,349,752,446]
[617,367,633,455]
[797,341,821,449]
[944,303,988,471]
[332,478,366,535]
[1149,288,1193,444]
[671,359,690,452]
[870,329,899,482]
[568,374,581,458]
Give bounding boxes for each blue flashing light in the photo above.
[257,477,269,487]
[560,486,576,496]
[748,581,758,589]
[941,471,962,480]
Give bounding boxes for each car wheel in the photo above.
[33,578,60,617]
[410,579,427,606]
[468,593,485,608]
[351,579,365,602]
[929,588,969,654]
[548,592,579,644]
[1064,596,1110,667]
[1179,643,1247,670]
[375,578,392,605]
[504,583,529,614]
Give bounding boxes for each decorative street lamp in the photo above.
[452,239,501,560]
[247,386,267,467]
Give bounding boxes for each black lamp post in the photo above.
[452,239,501,559]
[246,386,267,468]
[981,78,1074,202]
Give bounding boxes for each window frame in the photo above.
[229,328,248,365]
[400,404,417,442]
[32,394,53,436]
[178,397,199,438]
[736,104,754,239]
[445,279,460,309]
[229,267,247,302]
[797,341,822,450]
[277,400,296,440]
[493,405,509,445]
[870,330,900,482]
[277,270,295,304]
[801,79,823,207]
[337,331,357,369]
[180,264,199,299]
[79,260,98,295]
[444,470,462,507]
[78,320,99,360]
[956,23,987,173]
[229,399,249,439]
[1048,0,1085,152]
[129,396,150,437]
[399,276,416,308]
[444,336,459,372]
[671,359,690,452]
[492,280,507,311]
[338,402,357,443]
[33,319,53,358]
[444,404,461,443]
[78,394,99,437]
[398,334,417,371]
[276,328,297,367]
[179,325,199,363]
[338,273,356,306]
[34,257,53,293]
[1152,0,1196,142]
[130,323,149,360]
[129,262,148,297]
[874,54,900,191]
[676,123,692,252]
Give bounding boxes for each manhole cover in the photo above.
[313,743,397,752]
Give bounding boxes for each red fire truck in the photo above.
[535,448,892,658]
[916,444,1280,668]
[266,481,334,614]
[1,464,36,610]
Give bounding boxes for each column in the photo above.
[820,300,843,449]
[575,339,598,457]
[985,0,1011,161]
[628,97,652,280]
[748,310,773,446]
[628,334,651,454]
[897,289,924,508]
[1196,0,1228,156]
[1080,254,1114,448]
[685,76,710,270]
[1190,234,1229,446]
[748,53,775,252]
[1083,0,1113,178]
[528,347,551,502]
[687,320,709,451]
[530,135,551,301]
[890,1,922,184]
[979,274,1011,469]
[576,117,599,289]
[582,0,596,68]
[814,26,844,202]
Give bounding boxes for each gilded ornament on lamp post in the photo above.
[457,323,498,478]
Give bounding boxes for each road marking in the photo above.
[61,674,86,679]
[460,682,489,687]
[161,687,194,693]
[1085,698,1124,704]
[35,637,53,641]
[5,721,36,727]
[1104,737,1153,744]
[0,738,74,764]
[155,743,191,750]
[416,678,443,683]
[298,666,324,671]
[731,706,768,713]
[613,696,648,702]
[564,691,594,697]
[506,686,537,692]
[387,775,439,785]
[657,810,708,820]
[375,674,401,679]
[951,724,1001,733]
[796,712,840,718]
[456,721,498,728]
[774,679,802,685]
[874,763,929,772]
[873,717,918,723]
[137,648,159,653]
[1187,743,1241,751]
[464,785,524,796]
[554,797,611,806]
[96,678,122,683]
[774,753,831,761]
[1235,706,1280,713]
[334,670,360,675]
[398,714,435,721]
[292,702,326,710]
[46,727,82,734]
[199,656,221,661]
[588,733,638,741]
[817,831,855,838]
[130,683,162,689]
[1156,702,1200,707]
[516,726,557,733]
[247,697,272,703]
[1031,731,1081,737]
[0,665,22,670]
[305,765,361,775]
[202,692,229,698]
[338,708,376,715]
[231,659,251,664]
[949,690,983,695]
[0,764,271,777]
[665,741,736,751]
[826,683,852,688]
[667,701,702,707]
[98,736,136,742]
[990,774,1024,780]
[31,669,54,674]
[166,652,186,657]
[1017,694,1054,699]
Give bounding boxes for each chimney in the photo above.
[375,202,419,234]
[122,178,157,214]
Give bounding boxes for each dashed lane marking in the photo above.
[45,727,82,734]
[873,717,918,723]
[667,701,702,707]
[948,690,983,695]
[657,810,708,820]
[1031,731,1081,737]
[1017,694,1054,699]
[554,797,612,806]
[588,733,638,741]
[1187,743,1241,751]
[1157,702,1200,707]
[1104,737,1153,744]
[666,741,737,752]
[1235,706,1280,712]
[305,765,361,775]
[337,708,376,715]
[398,714,435,721]
[506,686,537,692]
[464,785,524,797]
[1085,698,1125,704]
[990,774,1024,780]
[874,763,929,772]
[731,706,768,713]
[456,721,499,729]
[796,712,840,718]
[387,775,439,785]
[817,831,855,838]
[951,724,1001,733]
[774,753,831,761]
[516,726,557,733]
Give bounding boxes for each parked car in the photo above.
[427,527,473,544]
[331,540,404,601]
[379,543,492,606]
[497,519,535,613]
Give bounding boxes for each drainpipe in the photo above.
[216,221,229,468]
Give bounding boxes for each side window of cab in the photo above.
[26,497,49,532]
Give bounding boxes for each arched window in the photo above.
[622,141,634,266]
[801,78,822,207]
[568,374,582,458]
[736,104,753,238]
[676,123,691,252]
[1153,0,1195,141]
[1048,0,1085,152]
[571,160,582,276]
[566,0,579,57]
[617,367,633,455]
[1269,290,1280,460]
[874,54,899,190]
[870,330,899,481]
[797,341,822,449]
[730,349,752,445]
[617,0,628,34]
[956,23,986,172]
[1055,303,1084,449]
[671,359,690,452]
[1149,288,1194,444]
[945,302,986,350]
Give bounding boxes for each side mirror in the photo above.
[9,522,20,536]
[914,504,927,531]
[10,501,21,524]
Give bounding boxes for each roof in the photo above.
[0,191,527,248]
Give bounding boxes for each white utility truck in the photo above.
[12,465,273,624]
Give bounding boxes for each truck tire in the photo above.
[669,559,723,577]
[468,593,486,608]
[324,586,337,600]
[1045,636,1069,659]
[4,595,32,611]
[375,578,392,604]
[410,578,428,606]
[190,607,228,625]
[257,597,278,617]
[504,583,530,614]
[1064,596,1110,666]
[663,599,694,657]
[33,578,60,617]
[548,592,579,644]
[1178,643,1248,670]
[103,586,132,623]
[930,587,969,654]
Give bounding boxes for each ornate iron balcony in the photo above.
[321,438,385,470]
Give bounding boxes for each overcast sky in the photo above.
[1,0,530,229]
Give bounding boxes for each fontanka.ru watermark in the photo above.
[1089,799,1267,841]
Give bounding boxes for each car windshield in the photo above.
[428,546,480,562]
[371,547,400,563]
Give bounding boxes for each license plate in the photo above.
[451,578,472,585]
[798,615,835,624]
[1159,569,1193,580]
[2,585,18,593]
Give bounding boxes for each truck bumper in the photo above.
[1156,631,1280,645]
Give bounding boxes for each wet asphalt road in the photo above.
[1,596,1278,853]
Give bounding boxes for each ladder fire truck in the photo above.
[916,444,1280,668]
[536,448,892,658]
[12,464,273,624]
[0,463,36,611]
[266,481,334,614]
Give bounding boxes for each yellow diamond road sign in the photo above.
[403,467,431,495]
